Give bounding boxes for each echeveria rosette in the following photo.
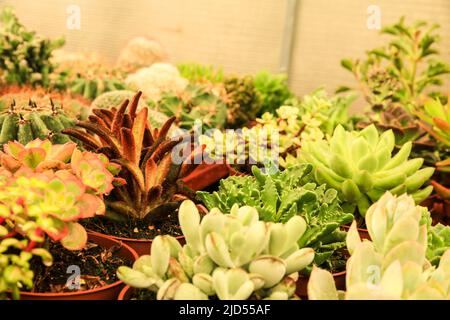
[308,192,450,300]
[299,124,434,217]
[117,200,314,300]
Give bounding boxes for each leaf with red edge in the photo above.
[132,107,148,164]
[0,154,21,171]
[60,222,88,251]
[3,141,24,158]
[18,148,46,169]
[76,193,105,218]
[42,217,69,241]
[48,142,76,163]
[431,180,450,200]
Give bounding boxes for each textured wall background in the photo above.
[1,0,449,108]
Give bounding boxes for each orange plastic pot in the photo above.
[88,230,185,256]
[182,163,229,191]
[117,285,133,300]
[20,232,138,300]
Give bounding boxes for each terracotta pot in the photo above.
[226,163,250,177]
[182,163,229,191]
[88,230,185,256]
[20,232,138,300]
[295,270,346,299]
[340,225,370,240]
[117,285,133,300]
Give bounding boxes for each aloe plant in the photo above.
[63,92,200,224]
[197,164,353,270]
[308,192,450,300]
[299,124,434,217]
[117,200,314,300]
[340,17,450,112]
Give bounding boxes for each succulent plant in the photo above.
[197,164,353,270]
[340,17,450,112]
[151,83,228,130]
[299,124,434,217]
[116,37,167,73]
[253,71,293,116]
[0,235,52,299]
[125,63,188,102]
[177,62,224,84]
[308,192,450,300]
[117,200,315,300]
[427,223,450,266]
[0,7,66,89]
[0,138,121,250]
[223,75,262,128]
[62,92,199,224]
[69,72,127,101]
[0,94,77,146]
[0,85,90,120]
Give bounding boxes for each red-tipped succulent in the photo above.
[62,91,201,223]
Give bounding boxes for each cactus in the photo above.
[0,85,90,120]
[340,17,450,112]
[223,75,262,128]
[197,164,354,270]
[151,83,228,130]
[125,63,188,102]
[69,72,127,101]
[62,92,200,223]
[116,37,167,73]
[117,200,314,300]
[299,124,434,216]
[0,96,77,146]
[308,192,450,300]
[0,7,66,89]
[253,71,293,116]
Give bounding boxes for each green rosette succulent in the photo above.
[197,164,354,270]
[308,192,450,300]
[117,200,315,300]
[253,71,293,115]
[299,124,434,216]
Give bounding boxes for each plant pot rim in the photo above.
[20,232,138,298]
[341,224,368,233]
[88,229,185,243]
[117,285,132,300]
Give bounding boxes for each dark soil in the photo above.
[84,212,182,240]
[327,248,350,273]
[27,240,131,293]
[129,289,157,300]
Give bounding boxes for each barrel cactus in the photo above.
[223,75,262,128]
[117,200,315,300]
[0,98,76,146]
[299,124,434,216]
[69,71,126,101]
[116,37,167,73]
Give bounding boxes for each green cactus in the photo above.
[0,97,77,146]
[223,75,262,128]
[308,192,450,300]
[117,200,314,300]
[299,124,434,217]
[197,164,354,270]
[177,62,224,84]
[69,73,127,101]
[151,83,228,130]
[0,7,65,89]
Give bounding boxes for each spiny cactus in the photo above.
[197,164,353,270]
[223,75,262,128]
[299,124,434,216]
[308,192,450,300]
[152,83,228,130]
[117,200,315,300]
[0,85,90,120]
[0,7,65,89]
[0,96,77,146]
[116,37,167,73]
[63,92,200,223]
[69,71,126,101]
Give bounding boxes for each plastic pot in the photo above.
[20,232,138,300]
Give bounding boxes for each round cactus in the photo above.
[0,98,76,146]
[116,37,167,73]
